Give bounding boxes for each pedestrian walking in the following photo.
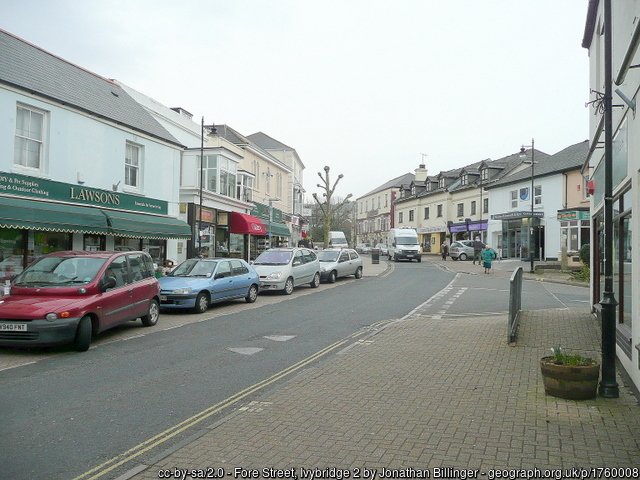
[472,236,484,265]
[440,242,448,260]
[482,245,497,274]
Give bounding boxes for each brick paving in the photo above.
[123,257,640,479]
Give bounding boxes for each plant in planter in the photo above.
[540,347,600,400]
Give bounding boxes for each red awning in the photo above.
[230,212,267,235]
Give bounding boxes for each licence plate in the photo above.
[0,323,27,332]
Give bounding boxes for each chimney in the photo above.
[414,164,428,182]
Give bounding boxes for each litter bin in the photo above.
[371,248,380,264]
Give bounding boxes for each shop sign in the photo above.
[417,225,446,234]
[557,211,590,221]
[0,171,168,215]
[492,211,544,220]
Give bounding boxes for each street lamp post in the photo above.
[520,139,536,274]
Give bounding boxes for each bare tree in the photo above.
[312,166,352,247]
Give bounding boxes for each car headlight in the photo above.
[266,272,283,280]
[171,288,192,295]
[45,313,58,322]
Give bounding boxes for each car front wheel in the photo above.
[192,292,210,313]
[328,271,337,283]
[283,277,294,295]
[141,299,160,326]
[73,316,92,352]
[354,267,363,279]
[245,284,258,303]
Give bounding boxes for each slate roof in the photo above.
[247,132,295,151]
[485,140,589,189]
[215,124,289,170]
[0,29,183,147]
[358,172,415,199]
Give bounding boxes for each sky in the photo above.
[2,0,591,200]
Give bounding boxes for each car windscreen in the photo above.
[13,256,107,286]
[170,259,217,277]
[317,251,340,262]
[396,236,418,245]
[253,251,292,265]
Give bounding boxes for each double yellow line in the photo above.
[73,330,369,480]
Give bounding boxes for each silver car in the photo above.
[317,248,363,283]
[374,243,388,256]
[449,240,475,260]
[252,247,321,294]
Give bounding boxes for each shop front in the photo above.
[447,219,488,243]
[417,225,447,253]
[250,202,291,259]
[492,211,544,260]
[0,172,191,282]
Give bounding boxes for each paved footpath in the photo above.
[116,257,640,480]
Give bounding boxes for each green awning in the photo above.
[102,209,191,239]
[0,196,110,234]
[266,221,290,237]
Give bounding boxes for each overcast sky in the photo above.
[2,0,590,199]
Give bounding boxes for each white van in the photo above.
[388,228,422,262]
[328,231,349,249]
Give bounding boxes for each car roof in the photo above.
[41,250,144,259]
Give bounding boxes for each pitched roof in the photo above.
[358,172,415,199]
[486,140,589,189]
[0,29,182,147]
[247,132,294,151]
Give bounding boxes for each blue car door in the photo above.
[230,260,251,298]
[211,261,234,301]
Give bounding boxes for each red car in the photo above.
[0,250,160,352]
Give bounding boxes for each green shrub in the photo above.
[579,243,590,267]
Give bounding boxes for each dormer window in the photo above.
[481,168,489,181]
[426,183,431,192]
[439,178,445,188]
[411,185,416,195]
[461,174,468,186]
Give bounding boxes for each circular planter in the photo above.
[540,356,600,400]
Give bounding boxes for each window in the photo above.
[439,178,445,188]
[483,198,489,214]
[437,204,443,217]
[481,169,489,182]
[220,158,237,198]
[461,174,468,186]
[15,104,46,170]
[511,190,518,208]
[424,207,430,220]
[471,201,476,215]
[399,212,404,223]
[200,155,218,193]
[385,194,388,207]
[409,210,414,221]
[534,185,542,205]
[125,143,141,188]
[457,203,464,217]
[237,173,253,202]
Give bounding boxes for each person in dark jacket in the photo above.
[472,237,484,265]
[441,242,448,260]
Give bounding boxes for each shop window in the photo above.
[32,231,72,260]
[84,235,105,252]
[15,104,47,172]
[115,238,142,251]
[0,228,25,283]
[613,190,632,330]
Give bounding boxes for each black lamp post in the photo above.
[520,140,536,273]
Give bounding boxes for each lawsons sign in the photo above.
[0,172,167,215]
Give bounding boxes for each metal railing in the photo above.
[508,266,524,344]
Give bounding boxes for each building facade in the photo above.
[0,29,191,282]
[583,0,639,392]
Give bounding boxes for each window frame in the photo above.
[125,142,142,190]
[14,103,47,172]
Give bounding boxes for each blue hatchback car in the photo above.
[158,258,260,313]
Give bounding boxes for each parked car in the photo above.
[355,243,372,254]
[374,243,389,256]
[449,240,475,260]
[252,247,321,294]
[158,258,259,313]
[317,248,363,283]
[0,250,160,352]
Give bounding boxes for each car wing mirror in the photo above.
[99,276,117,292]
